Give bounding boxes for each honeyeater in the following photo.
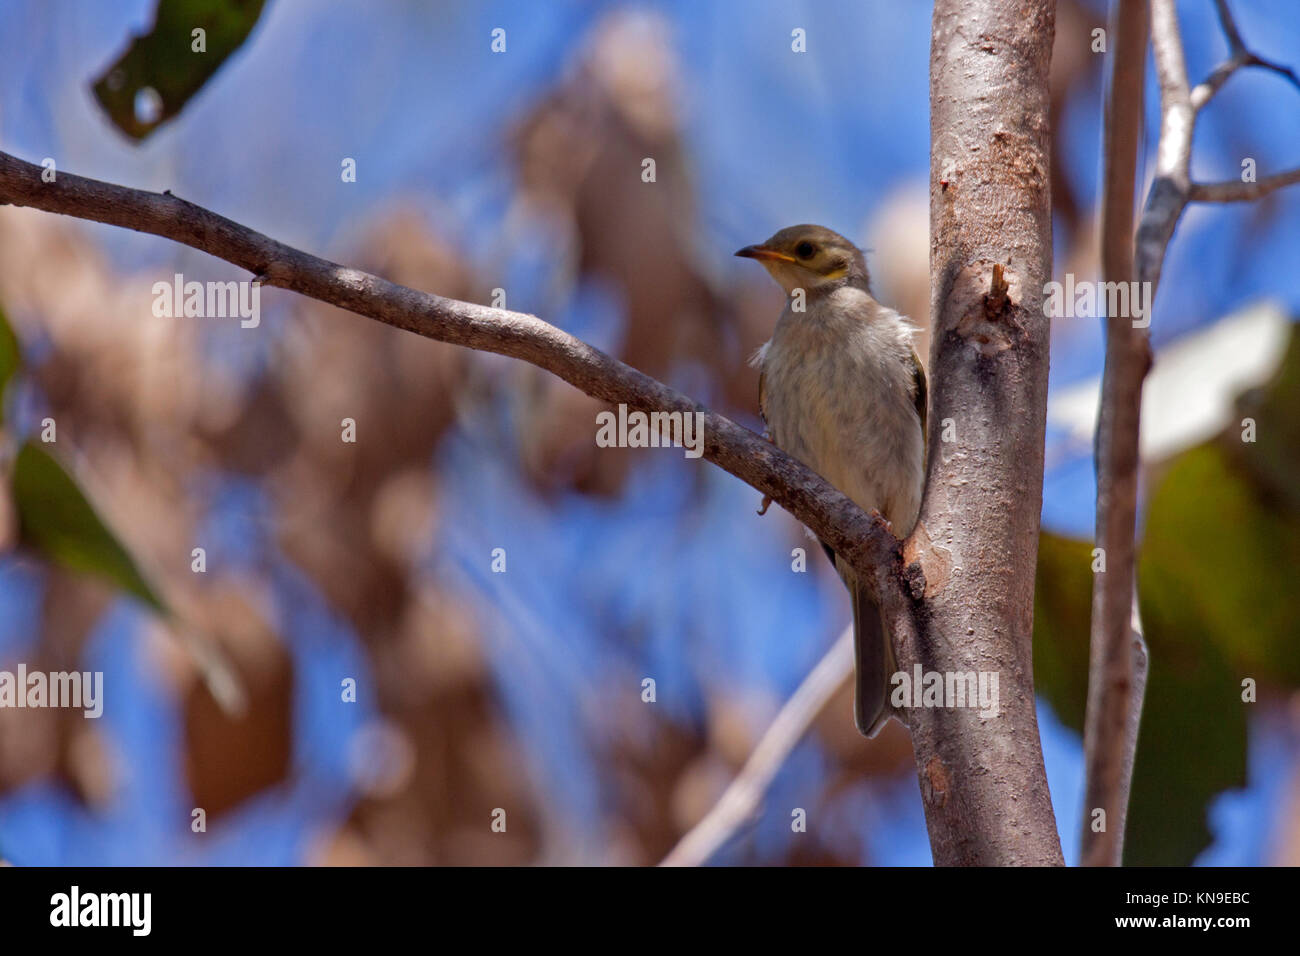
[738,224,927,737]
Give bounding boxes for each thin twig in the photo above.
[660,627,853,867]
[1191,0,1300,110]
[1189,167,1300,202]
[1122,581,1149,817]
[1083,0,1150,869]
[1139,0,1300,290]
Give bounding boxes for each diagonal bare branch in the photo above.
[660,627,853,867]
[0,148,906,605]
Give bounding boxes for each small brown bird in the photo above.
[738,224,927,737]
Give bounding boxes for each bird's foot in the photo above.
[867,508,894,536]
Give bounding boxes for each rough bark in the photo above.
[909,0,1064,865]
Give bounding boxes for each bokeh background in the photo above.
[0,0,1298,866]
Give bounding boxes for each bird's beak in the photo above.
[734,244,796,263]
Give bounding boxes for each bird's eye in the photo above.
[795,241,816,260]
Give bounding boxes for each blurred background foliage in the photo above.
[0,0,1298,866]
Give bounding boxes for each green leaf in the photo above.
[1033,522,1248,866]
[1031,532,1093,733]
[11,441,166,613]
[1142,444,1300,686]
[8,447,247,715]
[1032,326,1300,864]
[0,301,21,418]
[92,0,267,141]
[1229,324,1300,515]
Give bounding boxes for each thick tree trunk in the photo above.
[898,0,1063,865]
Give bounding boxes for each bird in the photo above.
[737,224,927,738]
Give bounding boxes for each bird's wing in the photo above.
[910,346,928,442]
[750,340,771,432]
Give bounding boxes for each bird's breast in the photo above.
[760,298,924,533]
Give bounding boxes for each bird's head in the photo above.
[735,224,869,297]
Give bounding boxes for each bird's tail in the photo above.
[849,574,897,738]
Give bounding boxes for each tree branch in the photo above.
[1135,0,1194,297]
[0,148,906,606]
[1084,0,1298,866]
[1190,0,1300,110]
[1139,0,1300,295]
[659,626,853,867]
[1082,0,1150,869]
[1189,167,1300,202]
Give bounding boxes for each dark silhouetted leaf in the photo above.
[92,0,267,140]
